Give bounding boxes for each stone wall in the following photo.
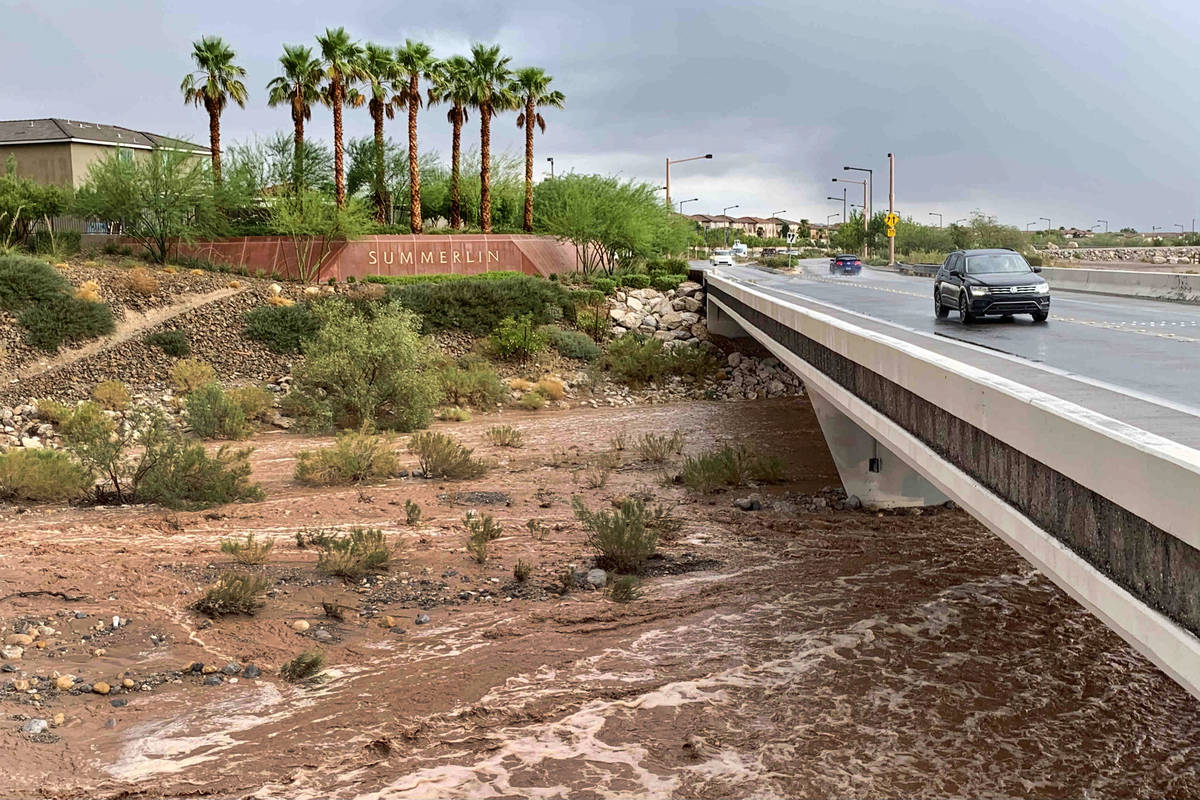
[1041,244,1200,265]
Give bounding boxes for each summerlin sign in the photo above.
[366,246,503,268]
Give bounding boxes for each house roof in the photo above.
[0,118,209,154]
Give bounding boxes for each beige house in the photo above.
[0,118,209,188]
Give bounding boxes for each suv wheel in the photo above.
[1031,309,1048,322]
[935,291,949,319]
[958,293,974,324]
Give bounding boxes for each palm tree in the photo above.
[266,44,323,190]
[429,56,473,229]
[362,43,402,222]
[395,40,437,234]
[466,44,517,233]
[316,27,366,209]
[180,36,248,184]
[512,67,564,233]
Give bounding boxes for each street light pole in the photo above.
[722,204,739,248]
[1040,216,1051,233]
[665,153,713,209]
[546,157,554,179]
[677,197,698,214]
[1097,218,1108,232]
[844,166,873,221]
[1026,221,1038,231]
[887,152,895,266]
[827,190,847,222]
[929,212,942,227]
[834,177,868,257]
[770,209,786,240]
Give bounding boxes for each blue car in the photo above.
[829,254,862,275]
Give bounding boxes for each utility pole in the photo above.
[888,153,895,266]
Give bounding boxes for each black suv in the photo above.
[934,249,1050,323]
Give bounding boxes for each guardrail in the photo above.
[1042,266,1200,304]
[894,262,939,277]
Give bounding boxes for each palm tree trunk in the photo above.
[333,82,346,209]
[207,100,222,184]
[291,100,305,190]
[408,75,422,234]
[522,96,534,233]
[450,110,462,229]
[480,104,492,234]
[371,99,386,223]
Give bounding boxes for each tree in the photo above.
[512,67,564,233]
[362,43,403,222]
[316,27,366,209]
[180,36,248,184]
[266,44,324,190]
[74,149,217,263]
[395,40,438,234]
[429,56,473,229]
[466,44,516,233]
[266,190,372,283]
[0,158,70,251]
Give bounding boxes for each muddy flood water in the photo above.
[1,397,1198,798]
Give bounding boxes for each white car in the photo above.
[710,249,734,266]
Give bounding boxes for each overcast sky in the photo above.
[3,0,1198,230]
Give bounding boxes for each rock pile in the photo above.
[608,282,707,345]
[1042,244,1200,265]
[0,404,56,450]
[715,352,803,401]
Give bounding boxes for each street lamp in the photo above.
[546,157,554,179]
[770,209,787,240]
[826,189,847,222]
[1175,224,1185,232]
[1026,221,1038,231]
[929,212,942,227]
[677,197,698,214]
[954,218,967,225]
[834,177,868,256]
[722,204,739,247]
[1152,225,1161,233]
[665,153,712,208]
[1097,219,1109,232]
[1040,216,1051,232]
[843,166,873,220]
[826,213,839,224]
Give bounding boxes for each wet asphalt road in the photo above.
[695,259,1200,414]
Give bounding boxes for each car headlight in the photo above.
[1034,283,1050,294]
[968,285,989,297]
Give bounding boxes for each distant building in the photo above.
[688,214,801,239]
[0,118,209,188]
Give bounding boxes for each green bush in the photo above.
[220,533,274,565]
[619,274,650,289]
[186,383,250,440]
[314,527,393,579]
[609,575,643,603]
[408,431,487,479]
[138,439,263,510]
[19,295,115,351]
[294,430,401,486]
[0,449,91,503]
[387,275,575,334]
[193,572,269,617]
[243,303,322,354]
[0,254,70,311]
[489,314,549,360]
[591,278,617,295]
[144,329,191,357]
[405,498,422,525]
[541,325,602,360]
[439,362,506,408]
[30,229,82,257]
[484,425,524,447]
[679,444,786,493]
[362,270,523,285]
[228,386,275,421]
[571,496,658,573]
[170,359,216,393]
[280,651,325,682]
[602,335,713,387]
[285,302,441,431]
[518,391,546,410]
[635,431,685,463]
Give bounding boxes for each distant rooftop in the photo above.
[0,118,208,154]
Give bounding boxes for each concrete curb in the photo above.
[1042,266,1200,304]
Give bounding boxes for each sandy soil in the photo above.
[1,398,1197,799]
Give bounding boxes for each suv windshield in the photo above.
[966,253,1031,274]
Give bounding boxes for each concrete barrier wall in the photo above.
[1042,266,1200,304]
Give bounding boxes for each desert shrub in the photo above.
[387,274,574,334]
[228,385,275,421]
[635,430,685,463]
[464,510,503,540]
[513,559,532,582]
[408,431,486,479]
[541,325,602,360]
[314,527,393,578]
[609,575,643,603]
[0,449,90,503]
[582,465,611,488]
[645,502,683,541]
[0,254,70,310]
[650,273,684,292]
[670,346,721,383]
[609,432,627,451]
[19,295,115,351]
[35,398,73,424]
[73,280,101,303]
[280,651,325,682]
[534,377,565,401]
[591,278,617,295]
[526,519,550,540]
[138,439,263,510]
[439,362,506,407]
[518,391,546,411]
[484,425,523,447]
[92,380,130,412]
[619,274,650,289]
[508,378,534,393]
[466,528,489,564]
[220,533,274,565]
[603,335,717,387]
[170,359,217,393]
[659,257,690,275]
[680,445,786,493]
[404,498,422,525]
[144,329,190,357]
[286,302,440,431]
[186,383,249,440]
[438,406,472,422]
[489,313,549,361]
[124,266,159,295]
[294,430,400,486]
[571,496,657,573]
[193,572,269,616]
[242,303,321,354]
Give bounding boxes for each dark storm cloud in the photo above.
[2,0,1196,229]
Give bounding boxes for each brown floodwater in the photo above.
[1,398,1197,798]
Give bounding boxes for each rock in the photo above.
[379,615,396,629]
[626,296,644,312]
[51,713,65,727]
[659,310,684,329]
[677,296,702,313]
[122,678,134,689]
[5,634,33,647]
[21,718,48,735]
[54,675,74,691]
[241,664,262,679]
[12,678,29,691]
[678,281,702,295]
[92,681,111,695]
[640,315,658,330]
[19,437,42,449]
[415,613,431,626]
[2,645,23,659]
[586,568,607,589]
[105,718,117,729]
[110,698,128,707]
[203,675,222,686]
[312,628,334,643]
[220,662,241,675]
[727,352,743,368]
[36,626,55,637]
[846,495,863,510]
[201,664,219,674]
[188,662,204,674]
[292,620,310,632]
[734,495,763,511]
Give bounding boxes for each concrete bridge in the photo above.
[704,262,1200,699]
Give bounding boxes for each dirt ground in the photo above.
[2,398,1197,799]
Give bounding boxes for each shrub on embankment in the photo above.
[386,274,575,334]
[0,255,115,351]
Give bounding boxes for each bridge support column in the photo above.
[807,387,948,508]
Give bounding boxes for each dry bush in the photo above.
[526,519,550,540]
[635,431,685,464]
[91,380,130,412]
[508,378,534,392]
[170,359,217,393]
[408,431,486,479]
[193,572,269,616]
[534,377,565,401]
[582,466,611,489]
[267,295,296,307]
[220,533,274,565]
[313,528,393,579]
[124,267,159,296]
[294,430,401,486]
[280,651,324,682]
[73,280,101,303]
[228,385,275,421]
[464,510,503,540]
[437,406,472,422]
[484,425,523,447]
